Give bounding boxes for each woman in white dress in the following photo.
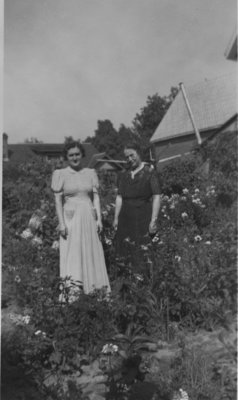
[51,141,111,295]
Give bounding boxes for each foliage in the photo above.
[2,130,237,399]
[85,87,178,159]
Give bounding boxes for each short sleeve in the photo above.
[51,169,64,194]
[92,169,99,193]
[150,170,162,195]
[116,171,123,195]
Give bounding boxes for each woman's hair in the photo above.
[124,141,143,157]
[63,140,86,160]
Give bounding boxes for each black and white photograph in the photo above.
[1,1,237,399]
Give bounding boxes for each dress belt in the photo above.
[123,199,150,207]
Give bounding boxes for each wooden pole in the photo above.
[179,82,202,145]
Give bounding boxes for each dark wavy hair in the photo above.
[124,141,143,158]
[63,141,85,160]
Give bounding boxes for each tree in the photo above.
[90,120,121,158]
[132,87,178,157]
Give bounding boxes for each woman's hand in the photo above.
[59,225,68,239]
[113,217,118,231]
[149,220,157,235]
[96,219,103,233]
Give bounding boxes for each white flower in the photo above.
[102,343,118,354]
[22,315,30,325]
[51,240,59,250]
[35,330,46,337]
[163,195,169,202]
[102,210,108,217]
[194,188,200,193]
[141,245,148,251]
[152,236,160,243]
[15,275,21,283]
[194,235,202,242]
[181,212,188,219]
[182,188,189,194]
[179,388,189,400]
[170,204,175,210]
[104,238,112,245]
[28,215,42,231]
[205,241,211,245]
[20,228,33,239]
[192,198,201,204]
[32,236,43,246]
[175,255,181,262]
[134,274,144,282]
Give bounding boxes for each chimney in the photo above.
[3,133,9,161]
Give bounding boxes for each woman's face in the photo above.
[67,146,82,170]
[124,148,141,170]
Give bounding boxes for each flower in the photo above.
[152,236,160,243]
[169,204,175,210]
[20,228,33,239]
[15,275,21,283]
[175,255,181,262]
[28,215,42,231]
[35,330,46,337]
[51,240,59,250]
[102,343,119,354]
[205,241,211,245]
[194,235,202,242]
[22,315,30,325]
[181,212,188,219]
[141,245,148,251]
[134,274,144,282]
[32,236,43,246]
[194,188,200,193]
[104,238,112,245]
[163,195,169,202]
[182,188,189,194]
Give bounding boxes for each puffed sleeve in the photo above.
[51,169,64,195]
[92,169,99,193]
[150,170,162,195]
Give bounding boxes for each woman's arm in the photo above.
[93,192,103,233]
[54,194,68,239]
[149,194,161,234]
[113,194,123,230]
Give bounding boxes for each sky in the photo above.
[4,0,237,144]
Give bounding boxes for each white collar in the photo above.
[131,162,145,179]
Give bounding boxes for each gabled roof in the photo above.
[225,30,237,61]
[88,152,125,170]
[151,73,237,143]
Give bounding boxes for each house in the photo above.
[88,152,125,171]
[150,73,237,168]
[4,139,125,171]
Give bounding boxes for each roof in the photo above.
[151,73,237,143]
[88,152,125,170]
[8,142,99,166]
[225,30,237,61]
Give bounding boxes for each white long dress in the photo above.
[51,167,111,294]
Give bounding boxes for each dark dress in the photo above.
[115,164,161,255]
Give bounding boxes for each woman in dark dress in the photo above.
[113,142,161,256]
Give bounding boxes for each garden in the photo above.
[1,132,237,400]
